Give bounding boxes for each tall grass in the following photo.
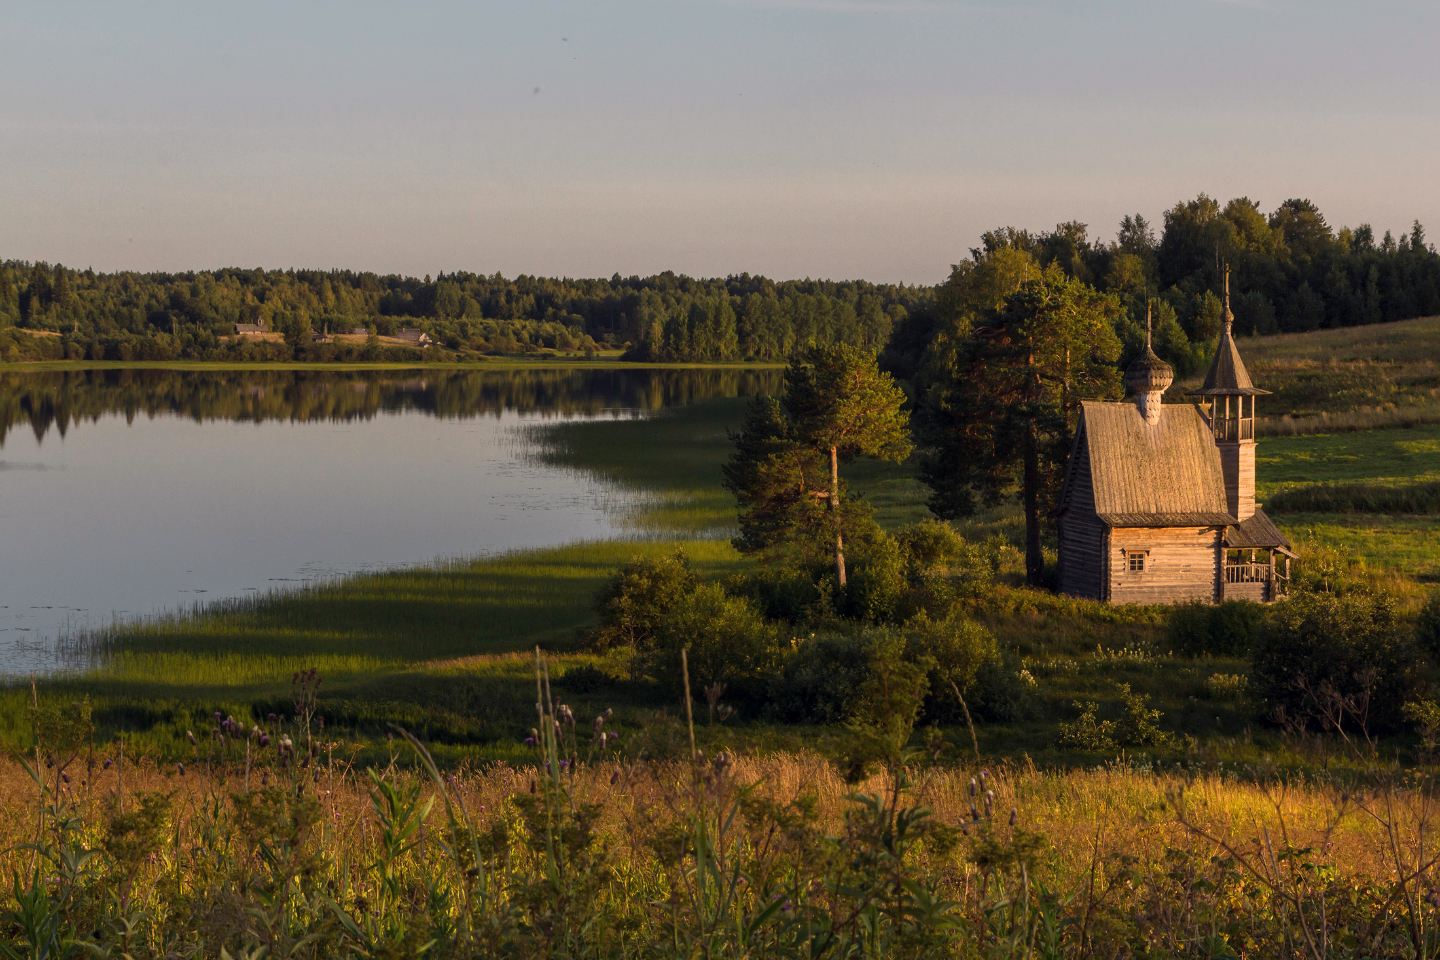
[7,726,1440,957]
[1270,479,1440,514]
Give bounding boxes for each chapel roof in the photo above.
[1076,400,1235,528]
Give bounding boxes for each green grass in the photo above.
[524,396,929,534]
[1257,422,1440,494]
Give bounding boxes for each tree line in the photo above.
[0,265,916,364]
[2,193,1436,366]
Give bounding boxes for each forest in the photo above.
[2,193,1437,367]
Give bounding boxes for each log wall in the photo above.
[1058,442,1105,600]
[1108,526,1222,605]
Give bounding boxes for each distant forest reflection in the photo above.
[0,366,782,446]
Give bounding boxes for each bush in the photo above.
[1167,600,1266,657]
[903,614,999,721]
[588,551,698,655]
[1251,592,1421,732]
[966,652,1034,723]
[643,583,782,702]
[1418,592,1440,660]
[844,534,908,624]
[725,567,828,624]
[766,633,871,723]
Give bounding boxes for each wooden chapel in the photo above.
[1056,276,1296,604]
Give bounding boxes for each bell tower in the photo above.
[1187,269,1269,521]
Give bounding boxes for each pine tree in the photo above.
[917,267,1122,585]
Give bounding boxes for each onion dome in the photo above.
[1125,334,1173,397]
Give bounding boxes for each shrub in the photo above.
[844,534,908,624]
[767,633,872,723]
[1058,684,1174,751]
[894,518,969,573]
[588,551,698,654]
[1167,600,1266,657]
[966,652,1034,723]
[643,583,782,702]
[1418,592,1440,660]
[1251,592,1421,732]
[903,614,999,721]
[725,566,827,624]
[1205,674,1249,701]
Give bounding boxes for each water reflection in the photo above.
[0,367,782,447]
[0,365,779,673]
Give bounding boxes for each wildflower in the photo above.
[61,772,69,784]
[103,758,113,769]
[213,711,222,721]
[267,713,278,723]
[1009,809,1017,827]
[187,730,196,746]
[524,736,535,746]
[178,763,186,777]
[259,734,271,747]
[609,732,620,742]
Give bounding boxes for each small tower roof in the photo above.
[1186,268,1271,397]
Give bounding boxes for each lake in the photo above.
[0,366,779,674]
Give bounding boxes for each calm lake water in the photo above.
[0,366,778,674]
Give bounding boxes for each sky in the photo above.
[1,0,1436,285]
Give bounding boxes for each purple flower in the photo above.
[524,737,535,746]
[178,763,186,777]
[259,734,271,747]
[213,711,222,722]
[187,730,196,746]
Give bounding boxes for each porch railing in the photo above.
[1225,562,1271,584]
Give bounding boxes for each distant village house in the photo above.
[233,322,267,336]
[394,328,434,346]
[1056,274,1295,605]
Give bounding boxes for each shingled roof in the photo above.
[1187,325,1270,397]
[1224,508,1296,556]
[1187,276,1271,397]
[1077,400,1236,527]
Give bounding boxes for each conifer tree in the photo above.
[917,267,1122,585]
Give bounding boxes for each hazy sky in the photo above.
[1,1,1435,284]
